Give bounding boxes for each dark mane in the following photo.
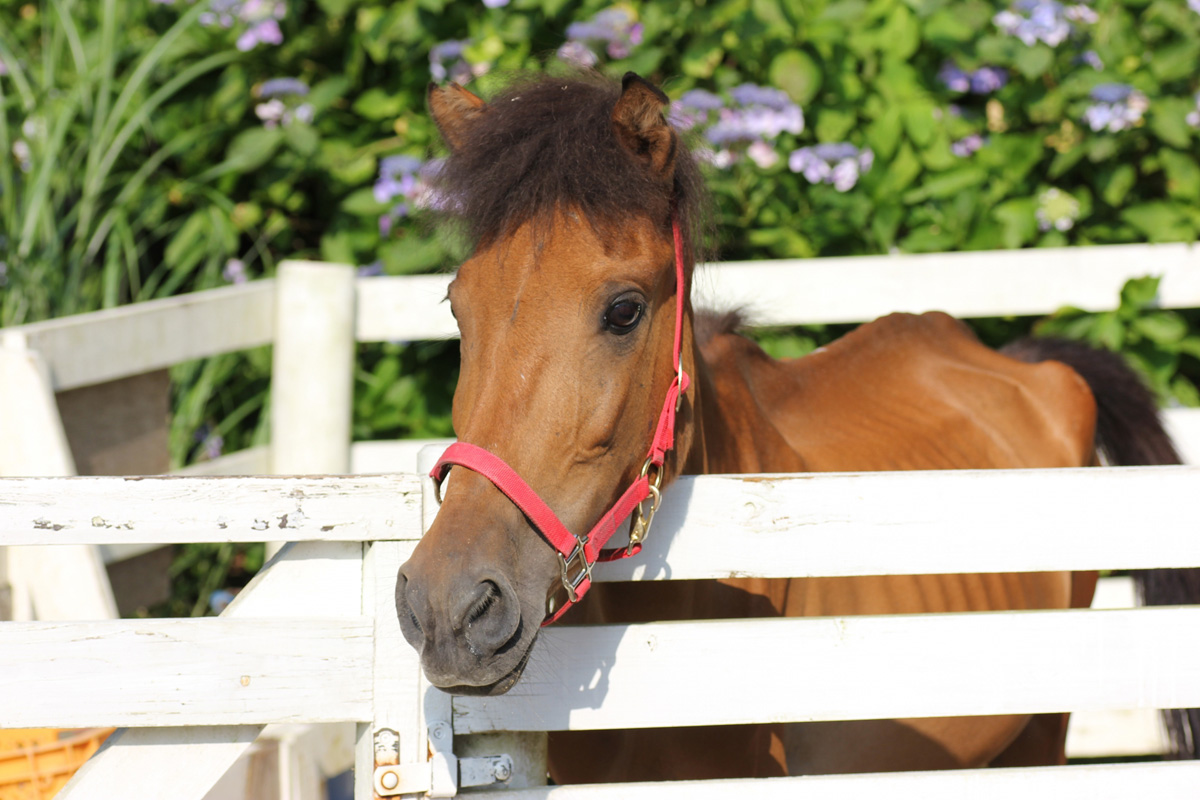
[433,71,711,260]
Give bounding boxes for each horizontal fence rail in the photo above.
[452,607,1200,733]
[495,761,1200,800]
[0,281,275,391]
[2,468,1197,577]
[0,618,375,728]
[5,243,1199,394]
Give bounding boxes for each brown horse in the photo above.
[396,71,1193,782]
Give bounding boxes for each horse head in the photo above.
[395,73,705,695]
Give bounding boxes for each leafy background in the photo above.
[3,0,1199,613]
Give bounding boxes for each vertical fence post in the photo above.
[0,341,118,621]
[269,261,356,558]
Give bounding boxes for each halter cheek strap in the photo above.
[430,215,690,625]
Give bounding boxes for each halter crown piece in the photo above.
[429,214,691,625]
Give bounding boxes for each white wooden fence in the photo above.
[2,242,1200,797]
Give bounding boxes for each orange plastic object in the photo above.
[0,729,113,800]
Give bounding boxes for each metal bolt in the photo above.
[493,757,512,782]
[380,769,399,791]
[429,721,450,742]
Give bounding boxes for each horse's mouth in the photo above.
[435,640,535,697]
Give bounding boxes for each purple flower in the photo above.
[940,61,1008,95]
[561,7,642,62]
[430,39,489,83]
[557,40,598,68]
[746,141,779,169]
[375,157,446,232]
[358,262,385,277]
[1077,50,1103,70]
[994,0,1092,47]
[728,84,794,111]
[1190,0,1200,13]
[679,90,724,111]
[237,18,282,50]
[938,62,971,93]
[969,67,1008,94]
[1083,84,1149,132]
[482,0,510,6]
[223,259,248,284]
[257,77,309,98]
[951,134,985,157]
[1185,93,1200,128]
[788,144,874,191]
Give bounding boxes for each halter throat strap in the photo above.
[430,215,691,625]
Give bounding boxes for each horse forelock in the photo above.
[431,71,711,262]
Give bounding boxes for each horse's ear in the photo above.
[611,72,676,181]
[428,82,488,151]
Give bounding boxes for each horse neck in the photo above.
[680,328,808,476]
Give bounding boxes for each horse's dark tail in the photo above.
[1003,336,1198,759]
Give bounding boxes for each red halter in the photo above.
[430,215,691,625]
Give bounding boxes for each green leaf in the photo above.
[902,166,987,203]
[1149,98,1194,149]
[1149,39,1200,83]
[1160,150,1200,201]
[1121,203,1197,243]
[341,188,388,217]
[1013,45,1054,79]
[681,42,724,78]
[815,108,857,143]
[225,127,285,172]
[1119,275,1161,313]
[993,197,1038,249]
[284,123,319,157]
[769,50,822,106]
[1133,312,1187,345]
[1097,164,1136,207]
[864,105,903,161]
[353,89,405,121]
[901,102,937,147]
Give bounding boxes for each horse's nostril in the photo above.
[466,580,500,625]
[459,577,520,656]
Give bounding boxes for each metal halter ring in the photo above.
[627,458,665,553]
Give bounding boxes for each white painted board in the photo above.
[0,281,275,392]
[0,474,422,545]
[0,617,373,728]
[494,760,1200,800]
[452,606,1200,733]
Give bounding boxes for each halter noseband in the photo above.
[429,215,691,625]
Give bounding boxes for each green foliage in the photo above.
[1037,276,1200,406]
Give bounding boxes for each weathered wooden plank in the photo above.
[592,464,1200,581]
[494,761,1200,800]
[350,244,1200,345]
[452,607,1200,733]
[0,474,422,545]
[691,242,1200,325]
[59,540,363,799]
[0,617,373,728]
[0,281,275,392]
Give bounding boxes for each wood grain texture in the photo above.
[0,474,422,545]
[0,617,373,728]
[452,607,1200,733]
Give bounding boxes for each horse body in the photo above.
[552,309,1098,781]
[396,71,1192,785]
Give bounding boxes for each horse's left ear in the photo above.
[611,72,676,181]
[429,82,488,152]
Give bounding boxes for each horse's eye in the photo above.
[604,299,644,334]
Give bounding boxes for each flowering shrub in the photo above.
[3,0,1200,452]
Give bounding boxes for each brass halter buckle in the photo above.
[627,457,664,554]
